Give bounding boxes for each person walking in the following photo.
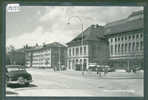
[104,65,108,76]
[97,66,102,77]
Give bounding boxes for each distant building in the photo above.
[25,42,67,70]
[6,48,26,65]
[67,24,109,71]
[104,10,144,69]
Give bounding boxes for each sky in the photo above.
[6,6,143,49]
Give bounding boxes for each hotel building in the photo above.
[104,10,144,69]
[67,25,109,71]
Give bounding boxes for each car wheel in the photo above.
[17,76,25,85]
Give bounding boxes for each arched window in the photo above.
[121,44,124,54]
[125,43,127,52]
[128,43,131,52]
[136,42,139,51]
[115,44,117,54]
[132,42,135,51]
[110,45,113,55]
[118,44,120,53]
[140,41,143,50]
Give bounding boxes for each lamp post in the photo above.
[67,16,84,76]
[58,46,61,71]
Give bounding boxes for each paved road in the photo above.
[6,68,143,96]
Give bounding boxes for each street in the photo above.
[6,68,143,96]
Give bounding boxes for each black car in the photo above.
[6,65,32,86]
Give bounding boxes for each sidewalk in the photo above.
[6,87,18,96]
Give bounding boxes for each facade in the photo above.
[104,10,144,69]
[25,42,67,70]
[67,25,109,71]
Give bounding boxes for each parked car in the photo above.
[6,65,32,86]
[88,63,97,71]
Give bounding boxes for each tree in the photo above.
[6,45,25,65]
[6,45,16,64]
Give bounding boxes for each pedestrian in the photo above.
[104,65,108,76]
[133,65,136,73]
[53,66,56,72]
[97,66,102,77]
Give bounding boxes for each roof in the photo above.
[104,10,144,35]
[45,42,66,48]
[15,48,26,52]
[25,42,66,52]
[67,24,105,45]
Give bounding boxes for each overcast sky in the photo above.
[6,6,143,49]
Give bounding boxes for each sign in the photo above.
[7,4,20,12]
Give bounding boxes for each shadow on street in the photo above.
[7,84,37,88]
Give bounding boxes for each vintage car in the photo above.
[6,65,32,86]
[88,63,97,71]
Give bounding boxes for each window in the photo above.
[121,37,123,41]
[69,48,71,56]
[136,34,139,39]
[84,46,86,55]
[115,38,117,42]
[136,42,139,51]
[132,42,135,51]
[132,35,135,39]
[118,44,120,53]
[110,45,113,55]
[128,43,131,52]
[129,35,131,40]
[140,34,143,38]
[125,36,127,40]
[73,48,75,56]
[76,59,78,64]
[118,37,120,41]
[125,43,127,52]
[115,45,117,54]
[140,41,143,50]
[80,59,82,64]
[80,46,82,55]
[121,44,124,53]
[76,48,79,56]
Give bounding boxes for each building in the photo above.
[67,24,109,71]
[104,10,144,70]
[25,42,67,70]
[6,48,26,65]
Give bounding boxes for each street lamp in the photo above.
[67,16,84,76]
